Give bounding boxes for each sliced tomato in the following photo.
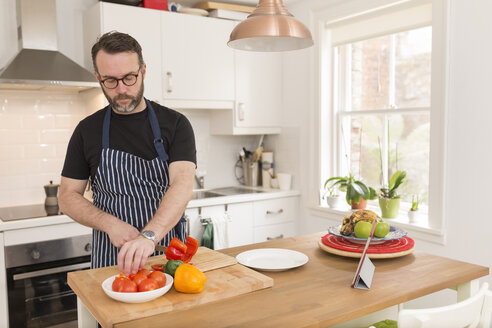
[131,273,147,287]
[149,271,166,288]
[137,268,151,277]
[112,276,127,292]
[120,279,138,293]
[151,264,165,272]
[138,278,159,292]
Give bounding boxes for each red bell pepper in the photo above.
[181,236,199,263]
[164,236,199,262]
[165,237,187,260]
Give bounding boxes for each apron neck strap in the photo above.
[145,99,169,161]
[101,99,169,161]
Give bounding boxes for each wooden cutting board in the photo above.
[67,247,273,328]
[150,246,238,272]
[194,1,256,13]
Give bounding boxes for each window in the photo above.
[336,26,432,206]
[319,1,447,232]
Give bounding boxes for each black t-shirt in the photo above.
[62,101,196,181]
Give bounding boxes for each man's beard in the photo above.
[103,82,144,113]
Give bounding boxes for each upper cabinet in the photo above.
[83,2,163,103]
[161,12,235,110]
[84,3,281,135]
[210,51,282,135]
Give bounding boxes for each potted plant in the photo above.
[378,170,406,218]
[408,195,420,223]
[322,185,341,209]
[325,174,377,210]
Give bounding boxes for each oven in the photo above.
[5,234,92,328]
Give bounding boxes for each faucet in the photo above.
[195,170,206,189]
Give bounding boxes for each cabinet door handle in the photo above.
[267,234,284,240]
[266,209,284,215]
[166,72,173,93]
[237,102,245,121]
[185,214,190,236]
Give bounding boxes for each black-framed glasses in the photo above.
[100,71,140,89]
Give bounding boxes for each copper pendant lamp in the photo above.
[228,0,314,52]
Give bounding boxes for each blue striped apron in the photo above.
[90,98,187,269]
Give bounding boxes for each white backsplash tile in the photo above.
[22,114,56,129]
[24,144,57,159]
[0,90,87,206]
[0,90,264,207]
[0,145,24,161]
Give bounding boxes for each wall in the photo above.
[0,89,259,207]
[0,90,92,206]
[280,0,492,312]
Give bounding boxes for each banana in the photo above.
[340,210,380,236]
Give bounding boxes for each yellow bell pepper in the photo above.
[173,263,207,293]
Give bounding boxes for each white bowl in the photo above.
[101,273,173,303]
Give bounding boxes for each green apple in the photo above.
[374,221,390,238]
[354,221,372,239]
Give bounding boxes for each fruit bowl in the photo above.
[101,273,173,303]
[327,225,407,244]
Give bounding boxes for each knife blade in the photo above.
[155,245,166,252]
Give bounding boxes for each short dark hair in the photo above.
[91,31,144,73]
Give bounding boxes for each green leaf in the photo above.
[389,170,406,192]
[367,187,378,200]
[350,182,365,197]
[324,177,346,189]
[353,181,369,197]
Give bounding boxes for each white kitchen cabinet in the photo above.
[254,222,296,243]
[83,2,163,102]
[185,203,254,249]
[160,12,235,109]
[253,196,298,242]
[224,202,254,247]
[210,51,282,135]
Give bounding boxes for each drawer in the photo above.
[254,222,296,243]
[253,197,298,226]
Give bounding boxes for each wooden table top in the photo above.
[97,232,489,328]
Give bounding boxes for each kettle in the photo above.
[44,180,59,214]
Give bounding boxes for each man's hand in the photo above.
[107,221,140,248]
[117,236,155,275]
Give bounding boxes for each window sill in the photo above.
[308,204,445,245]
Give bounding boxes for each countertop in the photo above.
[74,232,489,328]
[0,187,299,232]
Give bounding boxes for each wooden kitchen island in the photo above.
[69,232,489,328]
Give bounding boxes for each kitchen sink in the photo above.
[191,190,224,200]
[209,186,265,195]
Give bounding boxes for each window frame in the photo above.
[310,0,449,244]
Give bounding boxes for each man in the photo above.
[59,31,196,275]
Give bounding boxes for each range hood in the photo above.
[0,0,99,91]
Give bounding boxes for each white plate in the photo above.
[236,248,308,272]
[101,273,173,303]
[178,7,209,16]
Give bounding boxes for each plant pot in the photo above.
[351,198,367,210]
[408,210,419,223]
[326,196,341,208]
[379,198,401,218]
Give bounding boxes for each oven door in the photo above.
[7,256,91,328]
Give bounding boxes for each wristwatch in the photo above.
[140,230,157,243]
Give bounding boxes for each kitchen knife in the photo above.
[155,245,166,252]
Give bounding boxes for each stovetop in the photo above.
[0,204,61,222]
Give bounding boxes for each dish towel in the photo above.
[200,222,214,249]
[211,212,230,250]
